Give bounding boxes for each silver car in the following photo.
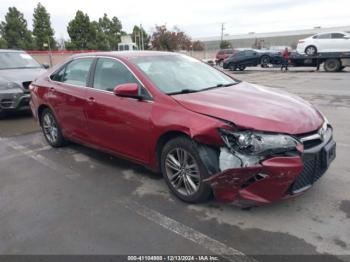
[0,50,46,118]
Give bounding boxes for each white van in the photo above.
[118,43,138,51]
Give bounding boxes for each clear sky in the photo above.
[1,0,350,40]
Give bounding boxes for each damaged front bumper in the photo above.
[202,127,336,207]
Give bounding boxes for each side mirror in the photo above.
[113,83,141,99]
[42,63,50,69]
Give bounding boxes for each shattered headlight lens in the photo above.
[219,129,298,156]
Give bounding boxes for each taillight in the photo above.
[29,84,35,92]
[298,40,305,43]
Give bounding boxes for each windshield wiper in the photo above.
[167,82,237,95]
[202,82,237,91]
[167,89,200,95]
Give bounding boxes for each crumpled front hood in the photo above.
[0,68,46,85]
[172,82,324,135]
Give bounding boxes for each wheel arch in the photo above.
[155,130,191,172]
[37,104,52,126]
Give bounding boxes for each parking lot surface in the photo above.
[0,67,349,261]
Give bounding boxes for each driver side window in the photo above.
[93,58,139,92]
[92,58,151,99]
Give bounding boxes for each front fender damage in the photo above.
[196,144,303,206]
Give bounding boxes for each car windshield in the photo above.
[130,54,237,95]
[0,52,41,70]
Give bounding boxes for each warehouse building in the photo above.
[195,25,350,51]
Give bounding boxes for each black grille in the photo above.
[291,153,327,193]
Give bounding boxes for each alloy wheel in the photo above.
[42,112,58,144]
[165,148,200,196]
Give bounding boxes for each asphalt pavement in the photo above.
[0,67,349,261]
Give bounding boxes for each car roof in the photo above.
[70,51,178,60]
[0,49,24,53]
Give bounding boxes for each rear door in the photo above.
[317,33,332,51]
[49,58,94,140]
[84,57,153,163]
[331,33,350,52]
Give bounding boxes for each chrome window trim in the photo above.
[48,56,95,89]
[48,55,153,100]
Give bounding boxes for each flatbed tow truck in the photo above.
[289,52,350,72]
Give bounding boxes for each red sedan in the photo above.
[29,51,336,207]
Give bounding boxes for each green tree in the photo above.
[67,10,96,50]
[0,37,8,48]
[32,3,56,50]
[0,7,33,49]
[98,14,122,50]
[220,40,232,49]
[132,25,150,50]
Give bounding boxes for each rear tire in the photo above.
[324,59,341,72]
[238,65,246,71]
[160,136,212,203]
[40,108,66,147]
[305,46,317,56]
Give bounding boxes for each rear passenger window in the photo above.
[52,58,93,86]
[93,58,139,92]
[331,33,345,39]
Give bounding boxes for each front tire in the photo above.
[40,108,65,147]
[161,137,212,203]
[260,55,270,67]
[229,63,236,71]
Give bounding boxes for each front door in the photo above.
[84,57,153,163]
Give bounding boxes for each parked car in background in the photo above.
[297,32,350,55]
[202,58,215,66]
[223,49,283,71]
[215,49,235,66]
[0,50,46,118]
[30,51,335,207]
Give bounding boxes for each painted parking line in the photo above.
[0,145,51,162]
[0,137,81,180]
[119,199,257,262]
[0,136,257,261]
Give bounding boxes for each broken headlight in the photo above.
[219,129,298,156]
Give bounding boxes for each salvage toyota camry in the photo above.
[29,51,336,207]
